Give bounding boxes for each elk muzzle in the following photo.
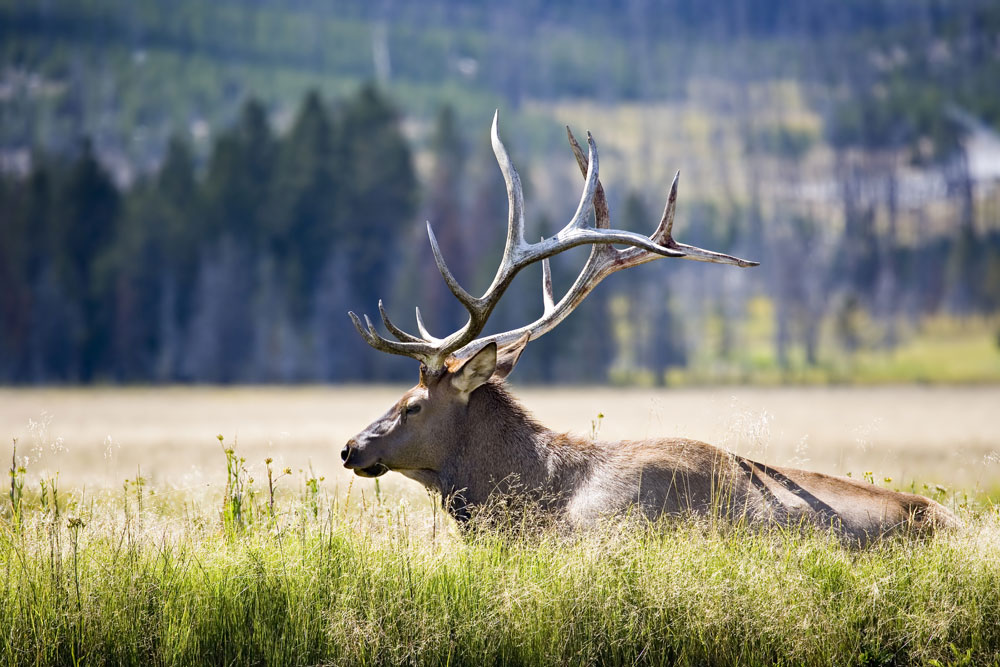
[341,438,389,478]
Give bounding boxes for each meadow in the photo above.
[2,386,1000,665]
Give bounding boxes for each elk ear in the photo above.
[494,333,530,381]
[451,342,497,400]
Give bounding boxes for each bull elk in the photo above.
[342,112,957,543]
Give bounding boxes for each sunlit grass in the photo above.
[2,450,1000,666]
[2,383,998,664]
[674,307,1000,386]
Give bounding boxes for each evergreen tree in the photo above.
[251,255,303,382]
[183,238,255,383]
[420,105,467,334]
[266,90,340,321]
[157,135,201,278]
[27,266,83,382]
[203,98,276,246]
[155,134,202,345]
[0,167,48,381]
[0,175,22,380]
[49,139,120,380]
[310,249,362,381]
[339,84,418,299]
[621,193,687,383]
[104,181,159,380]
[337,84,418,378]
[102,135,202,380]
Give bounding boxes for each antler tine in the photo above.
[350,311,394,351]
[668,241,760,267]
[348,311,373,344]
[563,132,601,233]
[533,132,683,257]
[350,309,447,363]
[379,300,425,343]
[491,110,526,252]
[363,314,381,340]
[414,307,441,343]
[617,171,760,268]
[541,255,555,313]
[566,126,611,229]
[426,221,477,310]
[653,171,680,241]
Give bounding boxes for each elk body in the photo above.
[342,113,958,544]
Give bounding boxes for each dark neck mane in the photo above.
[434,380,592,517]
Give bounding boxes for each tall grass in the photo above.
[2,449,999,666]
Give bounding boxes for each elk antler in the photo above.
[349,112,759,370]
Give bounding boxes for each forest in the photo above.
[1,0,1000,384]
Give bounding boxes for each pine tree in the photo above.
[183,238,255,383]
[337,84,418,378]
[251,255,302,382]
[27,266,83,382]
[339,84,417,295]
[49,139,121,380]
[622,193,687,383]
[157,135,201,275]
[310,249,360,381]
[202,98,276,246]
[419,105,468,334]
[266,90,339,322]
[101,134,201,380]
[156,134,202,349]
[0,165,50,380]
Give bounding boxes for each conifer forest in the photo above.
[2,0,999,384]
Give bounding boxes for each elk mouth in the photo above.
[354,462,389,478]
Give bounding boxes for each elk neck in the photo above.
[413,380,596,518]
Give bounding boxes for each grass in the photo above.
[671,308,1000,387]
[3,441,1000,666]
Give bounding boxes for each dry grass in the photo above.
[3,385,1000,665]
[2,470,999,666]
[1,385,998,496]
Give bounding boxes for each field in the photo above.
[2,386,1000,665]
[3,385,999,494]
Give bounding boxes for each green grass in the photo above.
[3,461,1000,666]
[670,307,1000,387]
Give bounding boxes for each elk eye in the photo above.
[405,403,422,416]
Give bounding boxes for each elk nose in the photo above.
[341,439,357,463]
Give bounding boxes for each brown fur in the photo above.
[344,359,959,544]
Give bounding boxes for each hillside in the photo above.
[2,0,1000,385]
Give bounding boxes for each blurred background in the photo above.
[2,0,999,387]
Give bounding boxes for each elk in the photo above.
[342,112,957,543]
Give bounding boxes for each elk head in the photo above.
[341,112,758,479]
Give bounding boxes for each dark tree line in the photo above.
[0,85,419,383]
[0,84,670,385]
[3,80,999,386]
